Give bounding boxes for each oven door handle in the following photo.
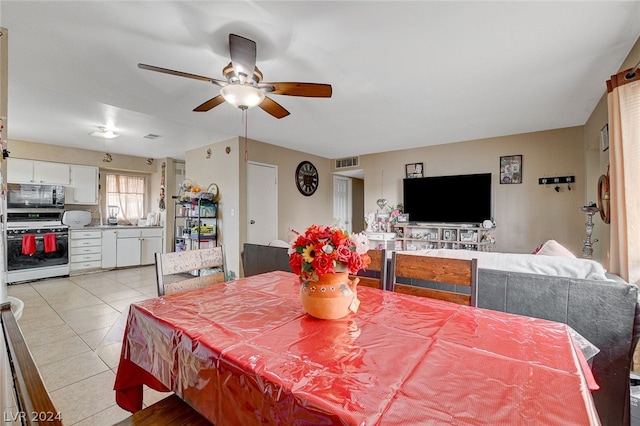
[7,233,68,240]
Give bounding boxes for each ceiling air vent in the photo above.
[142,133,161,140]
[335,156,359,169]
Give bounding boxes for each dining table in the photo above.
[114,270,600,425]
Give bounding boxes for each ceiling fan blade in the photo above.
[138,63,225,87]
[229,34,257,84]
[259,82,332,98]
[193,95,225,112]
[259,97,290,119]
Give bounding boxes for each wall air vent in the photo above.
[335,156,359,169]
[142,133,161,140]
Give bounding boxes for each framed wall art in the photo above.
[500,155,522,184]
[374,213,391,232]
[396,213,409,223]
[405,163,424,179]
[600,124,609,152]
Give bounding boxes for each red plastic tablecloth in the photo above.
[114,271,600,425]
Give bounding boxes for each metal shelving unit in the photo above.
[174,199,218,252]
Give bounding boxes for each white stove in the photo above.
[6,210,70,284]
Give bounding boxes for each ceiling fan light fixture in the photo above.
[220,84,265,110]
[90,126,119,139]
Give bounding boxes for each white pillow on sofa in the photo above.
[532,240,576,258]
[403,249,611,281]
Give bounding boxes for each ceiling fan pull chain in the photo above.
[244,109,249,163]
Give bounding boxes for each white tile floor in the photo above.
[7,266,170,425]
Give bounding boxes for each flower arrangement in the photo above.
[388,204,404,224]
[289,224,371,281]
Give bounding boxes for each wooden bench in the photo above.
[113,394,211,425]
[1,302,62,425]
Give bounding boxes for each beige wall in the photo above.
[184,137,334,276]
[360,127,586,254]
[185,137,242,278]
[245,138,334,238]
[185,126,588,274]
[583,36,640,268]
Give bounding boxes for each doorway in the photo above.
[333,175,352,232]
[332,175,365,233]
[247,162,278,244]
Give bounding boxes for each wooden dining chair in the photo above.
[390,252,477,306]
[155,246,228,296]
[351,249,387,290]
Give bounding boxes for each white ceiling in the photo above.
[1,1,639,160]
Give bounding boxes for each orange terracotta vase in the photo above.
[300,272,360,320]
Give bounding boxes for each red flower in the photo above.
[347,251,364,274]
[331,229,349,247]
[336,244,352,263]
[360,252,372,270]
[289,252,304,275]
[315,225,333,240]
[313,255,335,276]
[289,224,370,280]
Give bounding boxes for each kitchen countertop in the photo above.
[71,225,163,230]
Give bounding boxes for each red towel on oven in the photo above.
[21,235,36,255]
[44,233,57,253]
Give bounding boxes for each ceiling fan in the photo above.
[138,34,332,119]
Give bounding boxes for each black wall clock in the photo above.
[295,161,319,196]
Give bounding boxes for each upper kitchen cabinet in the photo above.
[66,165,99,205]
[7,158,70,185]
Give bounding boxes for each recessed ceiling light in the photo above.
[90,126,119,139]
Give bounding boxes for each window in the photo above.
[106,174,145,224]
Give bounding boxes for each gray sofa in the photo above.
[241,243,639,425]
[242,243,292,277]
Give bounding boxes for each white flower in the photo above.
[350,232,370,255]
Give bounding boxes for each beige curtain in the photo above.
[106,174,145,224]
[606,68,640,285]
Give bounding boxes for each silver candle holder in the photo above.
[580,204,601,258]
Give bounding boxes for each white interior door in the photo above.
[333,175,352,233]
[247,162,278,244]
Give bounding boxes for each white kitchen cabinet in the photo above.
[6,158,33,183]
[141,228,163,265]
[116,229,141,267]
[66,165,99,205]
[7,158,70,185]
[69,230,102,273]
[36,161,70,184]
[101,229,117,268]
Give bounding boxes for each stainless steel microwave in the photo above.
[6,183,65,209]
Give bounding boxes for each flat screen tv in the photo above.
[403,173,492,224]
